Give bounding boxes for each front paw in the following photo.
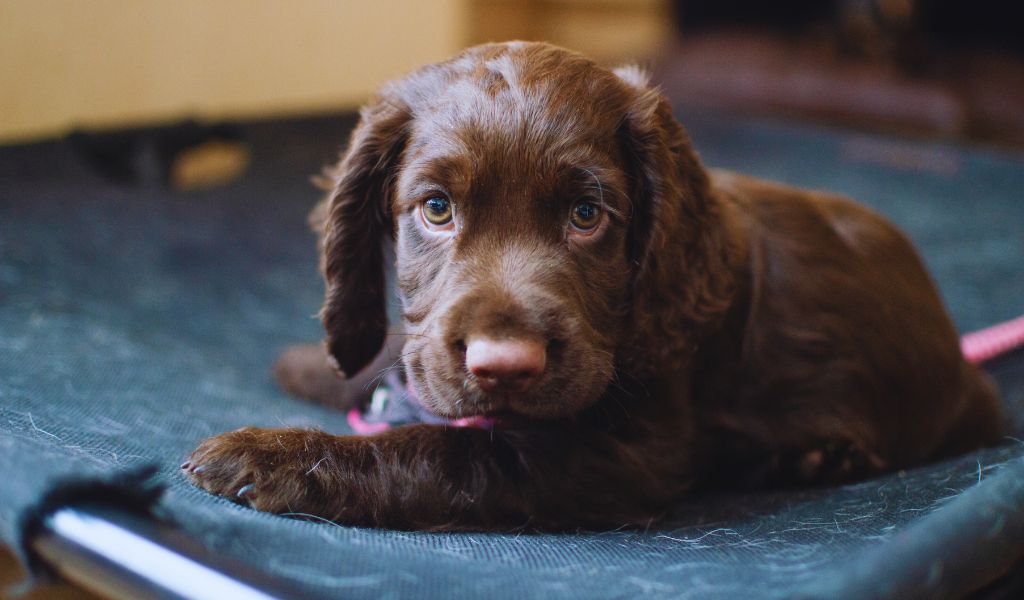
[182,427,345,515]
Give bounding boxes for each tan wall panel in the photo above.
[468,0,670,64]
[0,0,466,143]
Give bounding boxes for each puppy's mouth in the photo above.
[450,392,536,420]
[413,373,558,421]
[442,382,579,422]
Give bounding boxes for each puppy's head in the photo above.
[319,42,730,420]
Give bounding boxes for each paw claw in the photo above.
[237,484,255,499]
[796,450,825,480]
[792,440,887,485]
[179,462,191,470]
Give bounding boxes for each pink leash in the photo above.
[961,315,1024,364]
[346,410,392,435]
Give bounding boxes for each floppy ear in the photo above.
[614,67,736,377]
[318,90,411,377]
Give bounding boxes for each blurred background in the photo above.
[3,0,1023,149]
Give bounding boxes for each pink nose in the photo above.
[465,337,546,392]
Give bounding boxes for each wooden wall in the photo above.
[0,0,669,144]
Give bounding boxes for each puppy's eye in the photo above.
[422,196,453,226]
[569,200,601,231]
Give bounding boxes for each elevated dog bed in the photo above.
[1,111,1022,599]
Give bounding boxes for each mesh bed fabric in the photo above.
[1,111,1023,599]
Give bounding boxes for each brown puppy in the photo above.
[184,42,1004,530]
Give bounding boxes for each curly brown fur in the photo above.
[185,42,1004,530]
